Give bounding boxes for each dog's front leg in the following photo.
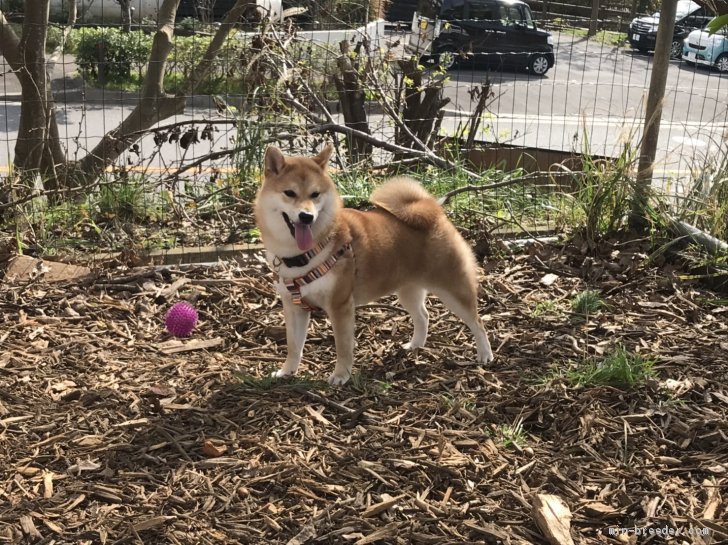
[274,296,311,378]
[327,296,355,386]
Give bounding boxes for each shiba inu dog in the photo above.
[254,145,494,385]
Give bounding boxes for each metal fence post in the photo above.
[631,0,678,230]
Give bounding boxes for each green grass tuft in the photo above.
[566,346,655,389]
[571,289,604,315]
[532,300,559,317]
[496,419,527,448]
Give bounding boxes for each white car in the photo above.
[682,24,728,73]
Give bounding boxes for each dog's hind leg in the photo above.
[431,284,493,364]
[274,297,311,378]
[397,286,429,350]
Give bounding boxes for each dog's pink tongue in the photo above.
[294,223,313,251]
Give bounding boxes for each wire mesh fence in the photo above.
[0,0,726,264]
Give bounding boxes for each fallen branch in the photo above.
[667,216,728,255]
[437,176,527,205]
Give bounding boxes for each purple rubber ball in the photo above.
[165,301,198,338]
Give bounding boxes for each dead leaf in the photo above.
[202,440,228,458]
[149,384,176,396]
[540,273,559,286]
[661,378,693,396]
[67,458,102,475]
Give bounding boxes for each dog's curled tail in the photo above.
[370,177,443,230]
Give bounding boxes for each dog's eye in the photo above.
[283,190,296,198]
[311,191,320,199]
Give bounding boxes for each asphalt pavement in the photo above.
[1,33,726,184]
[440,31,728,181]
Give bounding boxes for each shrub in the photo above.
[76,28,152,81]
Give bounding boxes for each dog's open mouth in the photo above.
[282,212,314,251]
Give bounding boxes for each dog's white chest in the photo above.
[276,272,337,310]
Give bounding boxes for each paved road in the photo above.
[442,32,728,180]
[1,33,726,183]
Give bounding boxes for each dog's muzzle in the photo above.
[282,212,295,237]
[282,212,315,251]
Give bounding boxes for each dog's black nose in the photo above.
[298,212,314,224]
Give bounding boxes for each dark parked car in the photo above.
[406,0,555,75]
[628,0,715,58]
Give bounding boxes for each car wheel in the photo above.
[419,53,453,70]
[528,53,550,76]
[425,51,457,70]
[670,40,683,59]
[716,54,728,73]
[437,51,457,70]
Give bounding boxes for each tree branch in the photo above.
[437,177,529,206]
[69,0,253,186]
[184,0,254,94]
[0,10,22,71]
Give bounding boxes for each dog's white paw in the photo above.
[271,369,294,379]
[402,341,424,351]
[327,372,350,386]
[478,350,494,365]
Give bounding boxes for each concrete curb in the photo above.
[2,85,394,116]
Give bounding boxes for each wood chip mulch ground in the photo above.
[1,238,727,545]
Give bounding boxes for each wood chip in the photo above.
[702,478,722,520]
[353,523,400,545]
[285,520,317,545]
[19,515,42,538]
[132,516,176,532]
[157,337,224,354]
[532,494,575,545]
[361,494,405,518]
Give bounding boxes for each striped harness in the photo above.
[277,241,352,312]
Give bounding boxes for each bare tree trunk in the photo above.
[118,0,133,32]
[66,0,252,186]
[333,40,371,162]
[631,0,678,230]
[2,0,251,191]
[2,4,70,191]
[395,59,450,154]
[588,0,599,37]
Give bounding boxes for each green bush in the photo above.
[74,27,245,92]
[76,28,152,81]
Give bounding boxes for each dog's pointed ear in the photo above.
[264,146,286,176]
[313,144,333,169]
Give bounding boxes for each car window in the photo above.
[469,2,496,20]
[498,5,523,26]
[521,5,534,26]
[442,4,464,18]
[675,0,700,19]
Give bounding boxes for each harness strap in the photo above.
[281,235,332,268]
[280,242,352,312]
